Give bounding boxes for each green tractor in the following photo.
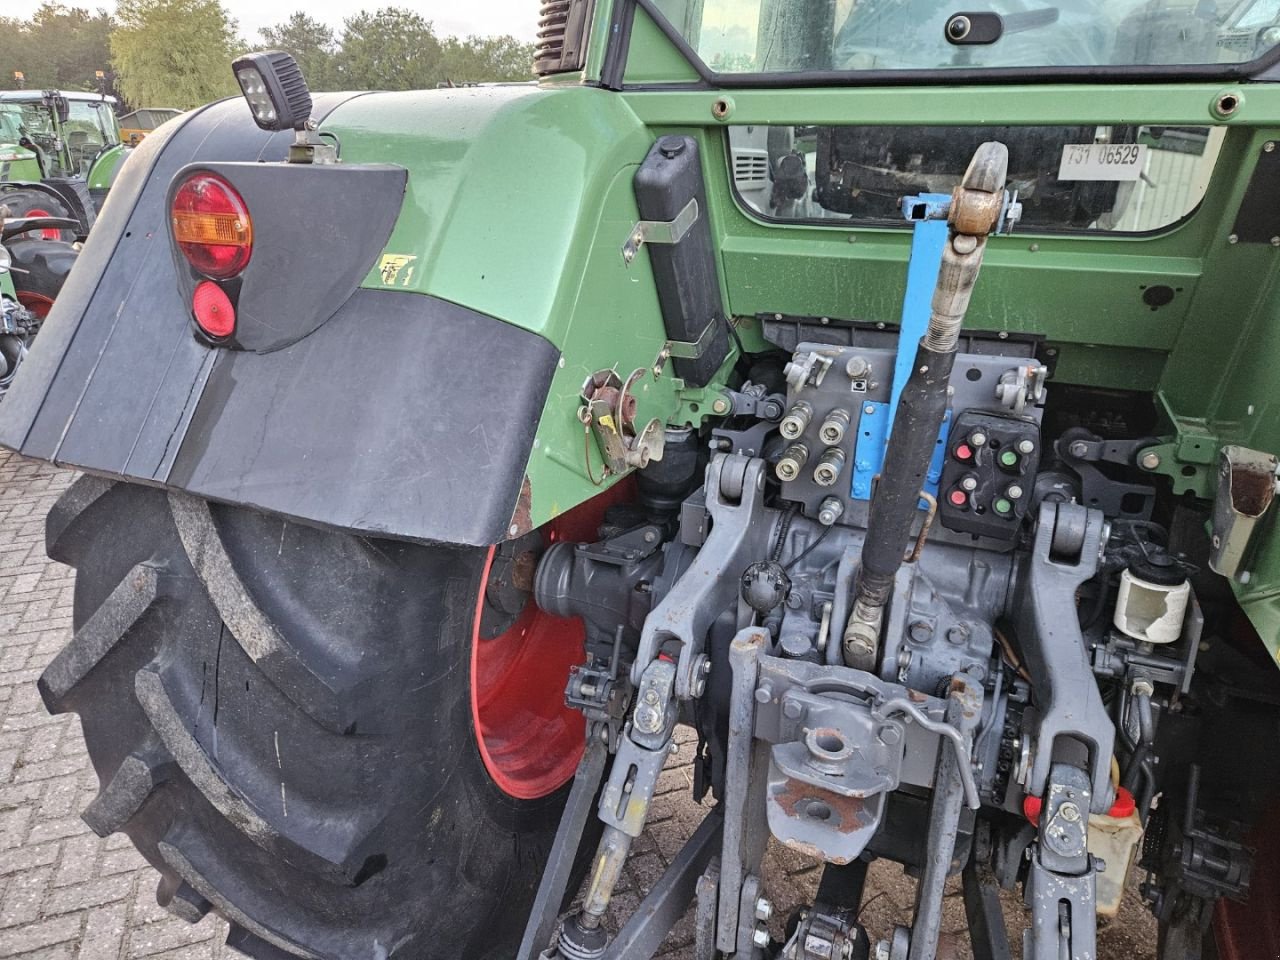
[6,3,1280,959]
[0,87,130,239]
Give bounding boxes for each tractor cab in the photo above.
[0,90,128,224]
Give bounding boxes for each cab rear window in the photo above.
[728,123,1223,233]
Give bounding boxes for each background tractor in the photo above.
[4,3,1280,959]
[0,88,129,238]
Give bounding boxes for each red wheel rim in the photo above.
[470,485,631,800]
[16,292,54,319]
[23,208,62,242]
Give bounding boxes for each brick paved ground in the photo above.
[0,450,1156,960]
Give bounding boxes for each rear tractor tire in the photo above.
[0,187,77,243]
[39,477,602,960]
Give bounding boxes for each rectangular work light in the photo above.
[231,51,313,132]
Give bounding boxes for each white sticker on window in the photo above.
[1058,143,1148,181]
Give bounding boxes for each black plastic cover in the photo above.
[633,135,730,387]
[1,96,560,547]
[1231,142,1280,243]
[167,161,406,352]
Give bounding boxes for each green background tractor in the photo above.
[3,1,1280,958]
[0,88,129,237]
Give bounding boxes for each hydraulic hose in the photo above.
[844,142,1009,667]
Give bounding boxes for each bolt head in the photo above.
[874,941,891,960]
[1059,801,1082,823]
[1069,440,1090,458]
[1140,451,1162,470]
[712,397,730,414]
[908,620,933,643]
[635,705,661,733]
[782,698,804,721]
[752,926,771,948]
[754,897,773,922]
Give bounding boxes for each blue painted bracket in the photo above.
[851,192,953,504]
[891,193,951,422]
[852,403,951,502]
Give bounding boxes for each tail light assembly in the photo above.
[170,171,252,340]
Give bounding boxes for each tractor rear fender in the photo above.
[0,88,696,546]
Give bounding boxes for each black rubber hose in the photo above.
[855,343,956,604]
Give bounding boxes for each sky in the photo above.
[6,0,541,46]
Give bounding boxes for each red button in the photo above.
[955,443,973,461]
[948,489,968,507]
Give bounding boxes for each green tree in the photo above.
[440,35,534,84]
[1,5,113,93]
[31,5,114,90]
[0,17,32,91]
[110,0,239,109]
[259,12,337,91]
[332,8,444,90]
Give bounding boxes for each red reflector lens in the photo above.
[192,281,235,339]
[171,173,252,279]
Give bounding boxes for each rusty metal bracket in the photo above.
[1209,444,1280,580]
[579,368,666,477]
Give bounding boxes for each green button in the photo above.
[999,450,1019,468]
[994,498,1013,515]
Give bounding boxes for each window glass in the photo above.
[728,124,1224,233]
[651,0,1280,72]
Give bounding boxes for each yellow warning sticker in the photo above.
[377,254,418,287]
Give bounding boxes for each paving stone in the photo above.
[125,916,220,958]
[0,867,55,928]
[41,876,134,919]
[0,915,82,957]
[76,901,129,960]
